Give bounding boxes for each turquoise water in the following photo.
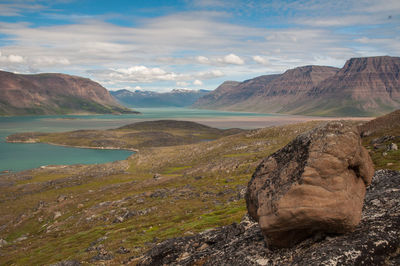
[0,108,277,173]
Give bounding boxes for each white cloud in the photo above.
[194,69,225,79]
[193,79,203,85]
[177,81,189,86]
[196,56,210,64]
[88,66,225,86]
[253,55,269,65]
[217,53,245,65]
[32,56,70,66]
[0,51,25,63]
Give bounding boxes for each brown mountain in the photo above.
[194,56,400,116]
[0,70,137,115]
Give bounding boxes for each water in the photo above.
[0,108,278,173]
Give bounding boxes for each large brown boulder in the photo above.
[246,121,374,248]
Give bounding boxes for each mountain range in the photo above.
[0,71,136,116]
[111,89,210,108]
[193,56,400,116]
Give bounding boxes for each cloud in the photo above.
[0,51,25,63]
[196,56,210,64]
[0,2,46,17]
[252,55,269,65]
[177,81,189,86]
[194,70,224,79]
[0,1,398,91]
[193,79,203,85]
[217,53,245,65]
[88,66,225,86]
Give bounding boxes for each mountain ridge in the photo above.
[193,56,400,116]
[0,70,137,115]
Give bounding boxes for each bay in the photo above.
[0,108,277,173]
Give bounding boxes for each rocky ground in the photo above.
[137,169,400,265]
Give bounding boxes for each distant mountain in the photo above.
[0,70,137,115]
[193,56,400,116]
[111,89,211,108]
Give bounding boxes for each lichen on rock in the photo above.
[245,121,375,247]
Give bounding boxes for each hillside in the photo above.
[7,120,245,150]
[193,56,400,116]
[0,71,137,115]
[0,121,321,265]
[111,89,210,108]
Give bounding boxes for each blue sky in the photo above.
[0,0,399,92]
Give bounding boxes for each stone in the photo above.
[54,211,62,220]
[246,121,374,247]
[0,238,8,247]
[387,142,398,151]
[116,246,130,254]
[91,248,114,261]
[57,195,67,202]
[153,173,162,180]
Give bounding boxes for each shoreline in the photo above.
[6,139,139,153]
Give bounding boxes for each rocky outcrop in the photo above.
[136,170,400,265]
[246,121,374,247]
[0,70,136,115]
[194,56,400,116]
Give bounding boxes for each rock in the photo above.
[49,260,81,266]
[54,211,62,220]
[246,121,374,247]
[116,246,130,254]
[153,173,162,180]
[0,238,8,247]
[387,142,398,151]
[91,248,114,262]
[15,236,27,242]
[57,195,67,202]
[137,170,400,265]
[77,203,84,208]
[113,216,124,223]
[370,135,395,145]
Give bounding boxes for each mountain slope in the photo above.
[193,66,339,113]
[298,56,400,116]
[0,71,137,115]
[194,56,400,116]
[111,89,210,107]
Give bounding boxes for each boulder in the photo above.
[246,121,374,247]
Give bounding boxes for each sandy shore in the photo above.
[175,115,374,129]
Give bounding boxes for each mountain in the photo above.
[0,70,137,115]
[193,56,400,116]
[111,89,211,108]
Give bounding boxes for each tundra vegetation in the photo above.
[0,118,398,265]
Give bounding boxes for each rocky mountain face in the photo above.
[111,89,210,108]
[0,71,136,115]
[193,56,400,116]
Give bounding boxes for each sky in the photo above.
[0,0,399,92]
